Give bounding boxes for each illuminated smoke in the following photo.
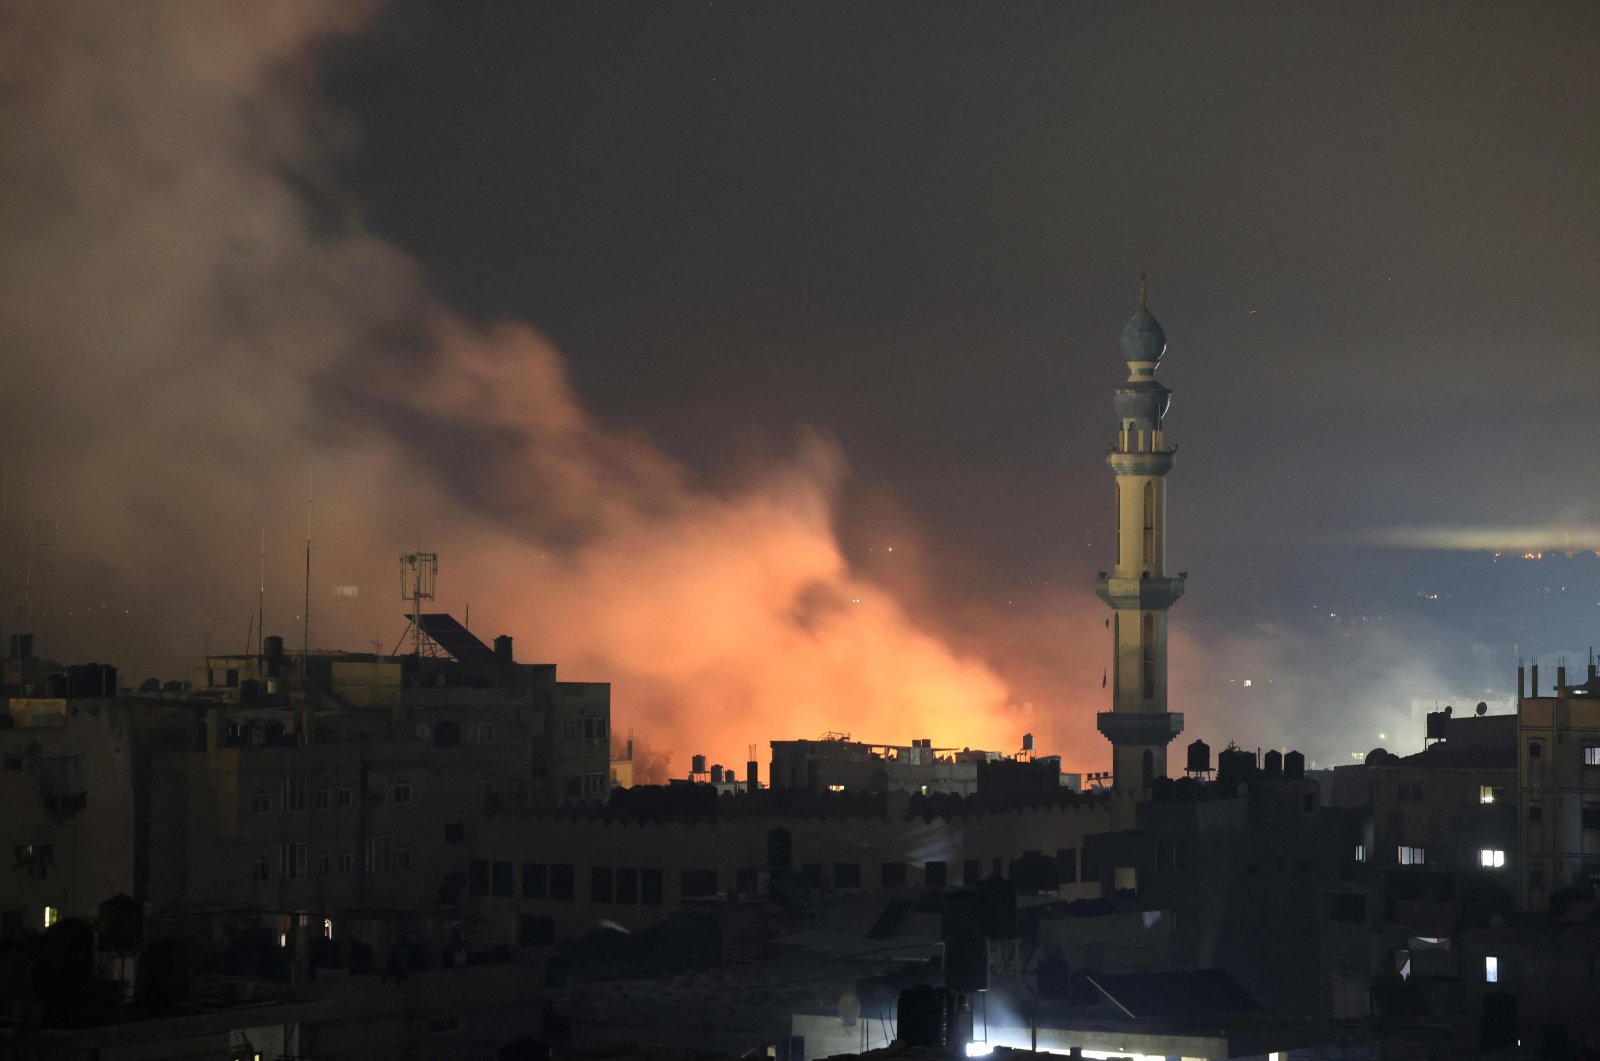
[0,3,1034,773]
[1353,523,1600,552]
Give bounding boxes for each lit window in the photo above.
[1479,785,1495,804]
[323,918,333,939]
[1479,849,1506,868]
[43,906,58,928]
[827,784,846,793]
[1585,745,1600,767]
[1398,845,1425,866]
[1485,956,1499,983]
[1354,844,1366,863]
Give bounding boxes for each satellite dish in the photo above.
[1477,701,1489,716]
[415,723,432,741]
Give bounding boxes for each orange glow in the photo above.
[388,324,1066,776]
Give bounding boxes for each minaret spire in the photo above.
[1095,279,1185,808]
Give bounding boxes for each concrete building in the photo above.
[159,621,611,921]
[1516,661,1600,912]
[469,785,1113,947]
[1,694,134,935]
[1095,280,1185,803]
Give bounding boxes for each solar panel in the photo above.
[406,613,495,664]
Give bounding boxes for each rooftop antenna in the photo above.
[301,469,311,699]
[398,552,438,657]
[258,527,266,661]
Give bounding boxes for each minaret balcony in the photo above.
[1106,450,1175,476]
[1095,573,1185,610]
[1096,711,1184,746]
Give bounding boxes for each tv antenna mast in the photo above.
[398,552,438,657]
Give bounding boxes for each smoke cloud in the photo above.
[0,4,1064,773]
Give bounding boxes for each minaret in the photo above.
[1095,278,1185,796]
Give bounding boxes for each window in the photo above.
[1479,849,1506,868]
[681,868,718,897]
[591,866,613,903]
[582,772,607,796]
[1141,481,1155,564]
[1585,745,1600,767]
[337,786,352,808]
[616,867,638,904]
[640,867,664,906]
[1485,956,1499,983]
[469,860,489,897]
[1583,806,1600,831]
[366,837,392,873]
[252,856,271,881]
[315,788,331,811]
[43,906,58,928]
[1529,740,1543,759]
[564,777,581,798]
[1141,613,1155,700]
[881,861,907,887]
[925,860,948,887]
[281,843,309,880]
[492,861,512,897]
[444,823,464,843]
[523,863,547,899]
[563,720,578,740]
[467,723,495,746]
[1398,845,1425,866]
[550,864,575,901]
[584,717,607,741]
[1057,848,1078,883]
[1398,783,1423,802]
[285,776,306,812]
[1114,482,1121,557]
[338,852,355,874]
[1529,804,1543,823]
[315,852,329,877]
[1479,785,1496,804]
[251,790,272,814]
[392,782,412,804]
[833,863,861,889]
[394,847,411,871]
[1355,844,1367,863]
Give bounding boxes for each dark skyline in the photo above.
[2,2,1597,771]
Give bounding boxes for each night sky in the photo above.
[2,2,1598,772]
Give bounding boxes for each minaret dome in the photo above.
[1119,277,1167,363]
